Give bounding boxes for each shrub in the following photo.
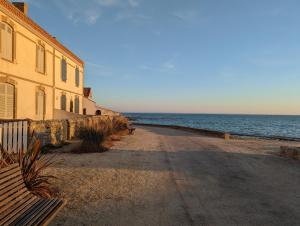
[0,137,55,198]
[74,127,108,153]
[112,116,129,133]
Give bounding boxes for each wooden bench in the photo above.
[0,163,65,226]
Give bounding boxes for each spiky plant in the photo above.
[75,127,107,153]
[0,137,55,198]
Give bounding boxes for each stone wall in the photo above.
[29,115,121,146]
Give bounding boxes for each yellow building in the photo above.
[0,0,84,120]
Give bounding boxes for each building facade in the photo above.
[0,0,84,120]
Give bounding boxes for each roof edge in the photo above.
[0,0,84,66]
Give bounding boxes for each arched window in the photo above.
[0,22,13,61]
[0,83,14,119]
[95,110,101,116]
[74,96,79,114]
[61,94,66,111]
[36,89,45,120]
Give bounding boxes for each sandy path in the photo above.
[49,125,300,226]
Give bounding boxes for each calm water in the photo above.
[124,113,300,139]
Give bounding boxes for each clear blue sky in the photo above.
[25,0,300,115]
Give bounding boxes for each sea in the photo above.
[124,113,300,140]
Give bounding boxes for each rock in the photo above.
[224,133,230,140]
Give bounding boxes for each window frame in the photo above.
[35,89,46,120]
[74,96,79,114]
[61,58,67,82]
[36,43,46,74]
[0,82,15,119]
[75,67,80,87]
[0,21,14,62]
[60,94,67,111]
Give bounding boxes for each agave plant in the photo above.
[0,136,56,198]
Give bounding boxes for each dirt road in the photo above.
[50,125,300,226]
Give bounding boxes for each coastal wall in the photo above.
[133,123,231,140]
[29,115,126,146]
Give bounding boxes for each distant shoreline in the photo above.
[133,122,300,142]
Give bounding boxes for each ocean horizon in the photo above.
[124,113,300,140]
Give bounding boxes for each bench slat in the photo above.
[0,170,23,186]
[0,189,31,213]
[0,174,23,192]
[27,199,62,226]
[0,183,27,203]
[0,195,37,225]
[0,166,21,180]
[33,199,64,225]
[0,163,19,174]
[0,177,24,197]
[13,199,50,226]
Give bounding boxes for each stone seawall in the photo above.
[29,115,126,146]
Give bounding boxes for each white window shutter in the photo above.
[6,84,14,119]
[0,23,4,56]
[0,83,14,119]
[0,23,6,58]
[0,84,5,118]
[36,90,44,120]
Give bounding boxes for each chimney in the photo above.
[12,2,28,15]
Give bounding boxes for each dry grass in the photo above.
[112,116,129,133]
[72,116,130,154]
[72,127,108,153]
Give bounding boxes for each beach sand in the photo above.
[49,125,300,226]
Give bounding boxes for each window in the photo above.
[83,108,86,115]
[74,96,79,114]
[70,99,73,112]
[36,89,45,120]
[75,67,79,87]
[0,22,13,61]
[61,58,67,81]
[61,94,66,111]
[36,44,45,73]
[0,83,14,119]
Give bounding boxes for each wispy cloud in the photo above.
[48,0,144,25]
[68,9,101,25]
[128,0,140,8]
[162,62,175,70]
[139,61,176,73]
[96,0,122,7]
[114,11,151,24]
[171,10,200,24]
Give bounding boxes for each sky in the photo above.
[24,0,300,115]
